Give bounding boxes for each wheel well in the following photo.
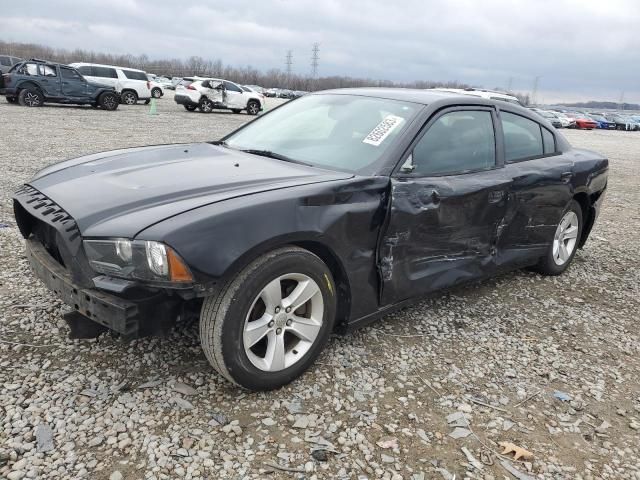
[573,191,592,248]
[17,81,41,93]
[247,98,260,107]
[291,240,351,332]
[121,89,137,96]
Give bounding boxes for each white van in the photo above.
[430,88,523,106]
[69,63,152,105]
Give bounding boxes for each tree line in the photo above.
[1,39,530,103]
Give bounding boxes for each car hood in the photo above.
[27,143,352,238]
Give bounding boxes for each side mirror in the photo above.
[400,154,416,173]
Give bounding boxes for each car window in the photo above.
[60,67,83,80]
[76,66,92,76]
[412,110,496,176]
[122,69,148,81]
[38,65,57,77]
[541,127,555,154]
[16,63,39,76]
[225,93,420,173]
[93,66,118,78]
[0,56,11,67]
[501,112,544,162]
[224,81,242,93]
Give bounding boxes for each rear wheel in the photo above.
[18,88,43,107]
[151,87,162,98]
[121,90,138,105]
[199,97,214,113]
[98,92,119,111]
[246,100,260,116]
[200,246,336,391]
[184,104,197,111]
[531,200,582,276]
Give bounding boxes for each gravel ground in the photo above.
[1,94,639,480]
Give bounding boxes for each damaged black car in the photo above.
[13,89,608,390]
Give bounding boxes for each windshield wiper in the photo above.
[239,149,311,166]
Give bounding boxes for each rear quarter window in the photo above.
[0,56,11,67]
[501,111,544,162]
[122,70,148,81]
[77,66,92,76]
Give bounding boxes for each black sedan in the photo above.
[13,89,608,390]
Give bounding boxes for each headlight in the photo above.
[83,239,193,283]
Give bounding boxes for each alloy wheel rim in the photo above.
[202,100,212,112]
[248,103,258,114]
[25,92,41,106]
[243,273,324,372]
[103,96,116,109]
[552,211,579,266]
[124,93,136,104]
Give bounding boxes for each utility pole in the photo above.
[531,76,541,106]
[285,50,293,88]
[619,91,625,110]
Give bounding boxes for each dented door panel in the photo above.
[379,168,512,305]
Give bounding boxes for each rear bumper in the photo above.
[174,94,198,106]
[25,238,176,340]
[0,87,17,95]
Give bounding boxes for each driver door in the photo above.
[223,81,244,108]
[379,107,512,305]
[60,66,87,98]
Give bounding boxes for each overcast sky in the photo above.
[2,0,639,103]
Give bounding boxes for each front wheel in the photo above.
[246,100,260,116]
[152,88,162,98]
[98,92,119,111]
[531,200,583,276]
[200,246,336,391]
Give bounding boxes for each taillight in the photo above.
[146,81,151,89]
[186,84,195,90]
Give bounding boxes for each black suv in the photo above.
[0,59,119,110]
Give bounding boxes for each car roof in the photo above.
[70,62,146,73]
[313,87,515,106]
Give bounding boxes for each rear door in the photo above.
[498,110,574,260]
[223,80,245,108]
[36,64,61,97]
[59,66,88,98]
[379,106,512,305]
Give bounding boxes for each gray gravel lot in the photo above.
[1,93,639,480]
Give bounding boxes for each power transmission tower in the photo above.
[285,50,293,76]
[311,43,319,78]
[531,76,541,106]
[619,91,625,110]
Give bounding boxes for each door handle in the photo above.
[560,172,573,183]
[488,190,504,203]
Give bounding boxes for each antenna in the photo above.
[311,43,319,78]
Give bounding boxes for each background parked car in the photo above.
[565,113,597,130]
[0,59,119,109]
[147,74,173,97]
[70,62,152,105]
[604,113,635,131]
[535,110,563,128]
[551,111,575,128]
[0,54,22,74]
[174,78,263,115]
[588,114,616,130]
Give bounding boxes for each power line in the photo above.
[311,43,319,78]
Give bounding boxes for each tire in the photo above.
[152,88,162,98]
[121,90,138,105]
[184,104,197,112]
[199,97,214,113]
[6,96,17,104]
[231,109,242,114]
[246,100,260,116]
[18,88,43,107]
[98,92,119,111]
[200,246,337,391]
[144,98,151,105]
[531,200,583,276]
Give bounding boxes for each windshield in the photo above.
[224,94,420,173]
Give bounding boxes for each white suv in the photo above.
[174,77,263,115]
[70,63,152,105]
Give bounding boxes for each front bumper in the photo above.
[25,238,172,340]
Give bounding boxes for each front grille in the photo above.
[14,185,82,268]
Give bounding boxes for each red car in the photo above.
[566,113,597,130]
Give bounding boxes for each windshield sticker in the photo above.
[363,115,404,146]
